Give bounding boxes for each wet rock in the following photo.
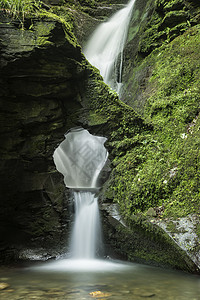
[89,291,112,298]
[67,290,80,294]
[102,209,199,273]
[159,10,189,29]
[140,293,156,298]
[0,11,88,261]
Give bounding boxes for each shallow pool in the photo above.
[0,259,199,299]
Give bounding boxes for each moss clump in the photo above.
[1,0,79,47]
[138,0,200,57]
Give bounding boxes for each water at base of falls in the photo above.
[70,191,102,260]
[5,263,200,300]
[33,258,130,273]
[31,190,129,273]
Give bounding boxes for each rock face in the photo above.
[122,0,200,106]
[101,204,199,273]
[0,6,133,261]
[0,10,96,260]
[153,214,200,268]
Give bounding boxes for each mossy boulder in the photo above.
[102,208,199,273]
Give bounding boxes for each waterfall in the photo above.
[70,191,101,259]
[84,0,136,94]
[53,128,107,260]
[53,127,108,190]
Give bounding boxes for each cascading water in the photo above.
[70,192,101,259]
[84,0,136,95]
[53,127,107,260]
[33,127,129,271]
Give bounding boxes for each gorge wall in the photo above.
[0,0,199,272]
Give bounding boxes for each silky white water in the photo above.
[70,191,101,259]
[84,0,136,94]
[53,128,108,189]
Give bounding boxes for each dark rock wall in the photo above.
[0,11,93,259]
[0,6,131,261]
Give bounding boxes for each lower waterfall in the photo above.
[32,127,129,271]
[53,127,106,261]
[70,191,102,259]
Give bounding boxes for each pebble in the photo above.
[133,290,156,298]
[0,282,9,290]
[140,293,156,297]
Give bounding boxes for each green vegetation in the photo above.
[106,25,200,219]
[137,0,199,57]
[1,0,78,46]
[1,0,41,19]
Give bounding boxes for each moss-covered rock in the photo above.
[103,1,199,267]
[108,25,200,217]
[102,208,199,273]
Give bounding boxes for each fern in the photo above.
[1,0,41,20]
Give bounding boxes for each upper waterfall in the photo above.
[83,0,136,95]
[53,128,108,190]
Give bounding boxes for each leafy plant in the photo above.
[1,0,41,20]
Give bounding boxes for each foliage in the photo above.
[1,0,41,20]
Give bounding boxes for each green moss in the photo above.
[107,25,200,220]
[196,223,200,238]
[166,221,178,232]
[36,9,78,47]
[137,0,199,57]
[163,0,185,11]
[142,26,200,217]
